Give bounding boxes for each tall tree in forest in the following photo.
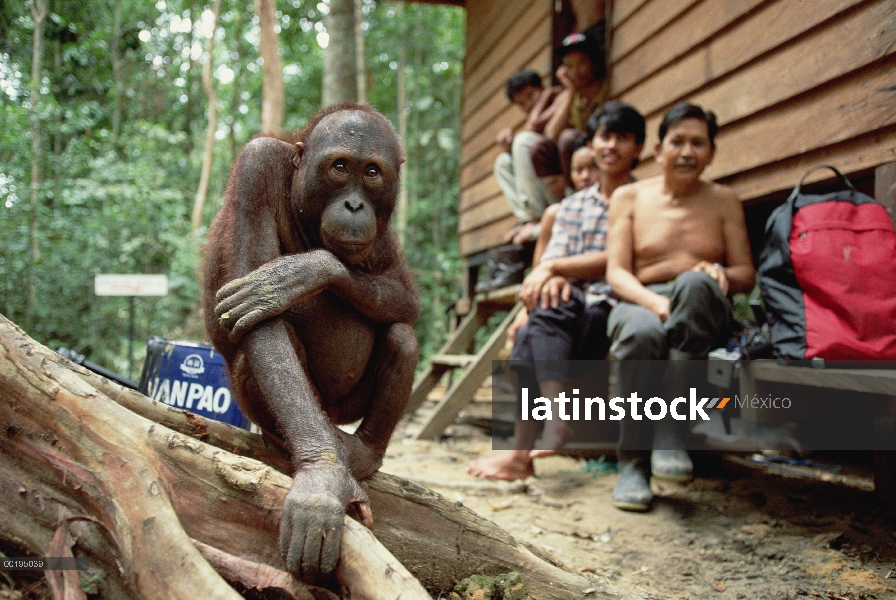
[322,0,356,105]
[255,0,284,132]
[26,0,48,332]
[192,0,223,231]
[354,0,366,103]
[111,0,124,144]
[227,8,248,162]
[184,0,199,153]
[394,1,408,244]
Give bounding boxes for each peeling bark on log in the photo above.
[0,314,643,600]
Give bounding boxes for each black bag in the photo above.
[757,165,896,361]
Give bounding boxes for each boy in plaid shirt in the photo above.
[469,101,645,481]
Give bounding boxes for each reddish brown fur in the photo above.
[200,104,418,583]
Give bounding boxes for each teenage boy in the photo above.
[468,101,646,481]
[539,32,609,190]
[478,70,564,294]
[493,69,562,247]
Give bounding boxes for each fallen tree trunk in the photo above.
[0,314,425,600]
[0,314,641,599]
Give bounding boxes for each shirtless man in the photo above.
[605,102,755,511]
[469,101,645,481]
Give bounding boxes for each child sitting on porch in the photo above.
[478,70,564,293]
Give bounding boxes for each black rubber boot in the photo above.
[651,418,693,483]
[612,452,653,511]
[475,245,526,293]
[651,349,698,482]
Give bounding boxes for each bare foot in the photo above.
[467,451,534,481]
[529,423,571,458]
[528,449,556,458]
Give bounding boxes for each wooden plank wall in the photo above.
[609,0,896,202]
[458,0,554,258]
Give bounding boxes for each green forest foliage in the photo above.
[0,0,464,377]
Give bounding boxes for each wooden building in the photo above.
[451,0,896,292]
[409,0,895,494]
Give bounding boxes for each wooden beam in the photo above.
[610,0,696,62]
[459,195,512,235]
[460,214,518,257]
[616,0,865,115]
[875,161,896,227]
[723,126,896,203]
[610,0,651,29]
[460,176,502,213]
[612,0,764,98]
[739,361,896,396]
[476,283,522,308]
[407,305,489,414]
[430,354,477,367]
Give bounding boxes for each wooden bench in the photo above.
[735,360,896,502]
[737,361,896,398]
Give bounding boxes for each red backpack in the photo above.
[758,165,896,361]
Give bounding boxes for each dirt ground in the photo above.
[384,415,896,600]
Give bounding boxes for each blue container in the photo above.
[138,337,251,430]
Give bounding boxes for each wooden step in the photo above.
[413,302,524,439]
[430,353,476,367]
[454,284,521,315]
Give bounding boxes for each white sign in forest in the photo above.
[94,273,169,379]
[94,274,168,297]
